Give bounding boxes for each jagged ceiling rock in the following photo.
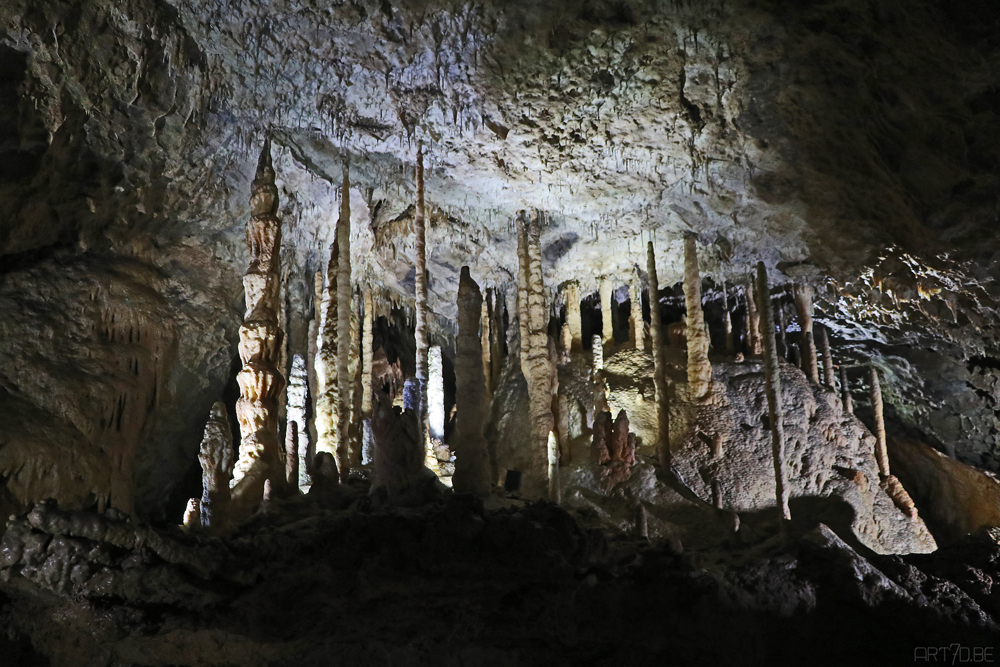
[2,0,1000,515]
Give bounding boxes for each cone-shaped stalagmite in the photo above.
[413,143,431,466]
[757,262,791,522]
[819,326,836,390]
[316,242,339,466]
[631,269,645,350]
[600,279,615,347]
[454,267,492,495]
[428,346,445,443]
[481,291,492,398]
[336,156,353,481]
[565,282,582,352]
[841,367,854,414]
[745,277,763,357]
[683,235,712,401]
[869,366,890,477]
[517,211,556,495]
[199,401,233,532]
[285,420,299,490]
[647,242,670,465]
[361,290,374,463]
[230,138,287,519]
[794,284,820,384]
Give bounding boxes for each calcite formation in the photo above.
[453,267,492,496]
[683,235,712,402]
[198,402,234,532]
[230,138,287,516]
[646,242,670,465]
[564,281,583,353]
[794,285,820,385]
[285,421,299,491]
[819,326,836,391]
[413,144,431,466]
[630,269,645,350]
[722,280,734,354]
[745,279,763,358]
[869,367,891,478]
[316,242,340,467]
[757,262,791,522]
[841,367,854,414]
[428,346,445,444]
[600,279,615,347]
[371,395,424,497]
[591,409,637,492]
[336,157,354,481]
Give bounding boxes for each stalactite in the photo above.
[869,367,891,477]
[841,367,854,414]
[631,268,645,351]
[757,262,791,522]
[819,326,836,390]
[230,137,287,518]
[413,142,431,468]
[199,401,233,532]
[683,235,712,401]
[722,280,734,354]
[285,420,298,491]
[565,281,583,352]
[517,210,556,496]
[361,290,374,465]
[454,267,492,495]
[600,279,614,347]
[336,156,353,482]
[745,277,763,357]
[794,284,820,384]
[647,242,670,466]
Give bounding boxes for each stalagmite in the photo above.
[794,284,820,384]
[230,137,287,517]
[565,281,583,352]
[869,367,891,477]
[481,292,492,397]
[722,280,734,354]
[600,279,615,347]
[819,326,836,390]
[548,431,561,503]
[413,143,431,466]
[591,409,637,491]
[490,289,503,386]
[634,503,648,540]
[517,210,556,495]
[631,268,645,350]
[349,295,362,468]
[453,266,492,495]
[683,235,712,401]
[371,393,424,496]
[777,305,787,358]
[560,322,572,359]
[591,334,604,371]
[361,290,374,464]
[647,242,670,465]
[182,499,201,531]
[757,262,791,522]
[745,278,763,357]
[315,242,339,465]
[841,367,854,414]
[285,355,309,490]
[198,401,233,532]
[285,420,299,490]
[428,346,445,443]
[336,156,353,482]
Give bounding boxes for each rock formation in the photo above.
[869,366,891,478]
[371,393,425,497]
[285,421,299,491]
[841,367,854,414]
[413,143,431,466]
[757,262,791,522]
[683,235,712,402]
[745,278,763,357]
[230,138,287,517]
[182,498,200,532]
[564,281,583,352]
[453,267,492,495]
[361,289,374,462]
[198,402,234,532]
[591,409,637,491]
[794,284,820,384]
[600,278,615,347]
[646,242,670,465]
[819,326,836,391]
[428,346,445,444]
[630,269,645,350]
[722,280,734,354]
[316,241,340,468]
[336,157,353,482]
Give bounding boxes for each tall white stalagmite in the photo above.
[794,284,820,384]
[869,367,891,477]
[360,290,374,464]
[315,241,339,466]
[231,137,287,515]
[565,281,582,352]
[647,242,670,465]
[819,326,836,390]
[683,235,712,401]
[757,262,791,522]
[285,355,309,489]
[454,266,492,495]
[631,268,645,350]
[428,346,445,443]
[517,210,556,495]
[285,421,298,491]
[413,143,431,467]
[600,279,615,347]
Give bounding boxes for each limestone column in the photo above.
[428,346,445,443]
[547,431,561,503]
[231,137,287,515]
[414,143,431,466]
[722,280,734,355]
[684,235,712,401]
[491,288,504,385]
[869,367,890,477]
[745,278,763,357]
[630,268,645,351]
[285,420,299,490]
[335,156,353,481]
[454,266,492,495]
[647,242,670,465]
[841,367,853,414]
[481,291,492,396]
[198,401,233,532]
[794,284,820,384]
[819,326,836,390]
[565,281,583,352]
[777,305,788,358]
[285,354,309,489]
[757,262,791,522]
[517,211,556,495]
[600,279,615,348]
[361,290,374,464]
